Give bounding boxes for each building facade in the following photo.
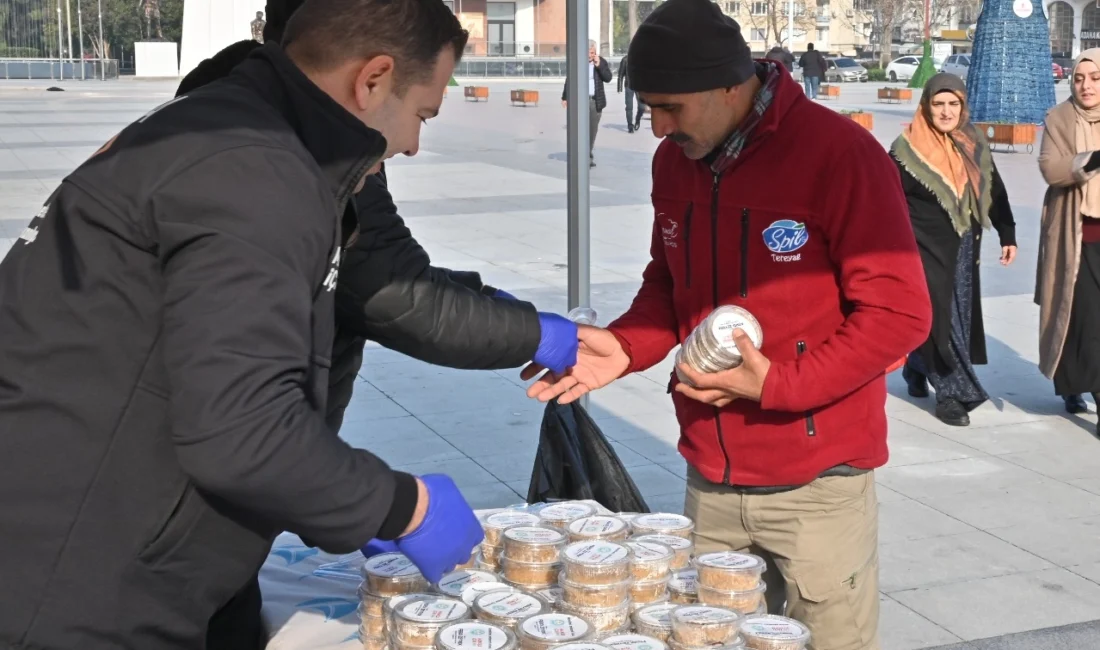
[1048,0,1096,57]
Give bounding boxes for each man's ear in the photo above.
[353,55,396,113]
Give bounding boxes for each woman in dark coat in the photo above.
[890,73,1018,426]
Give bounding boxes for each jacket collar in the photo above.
[230,43,387,209]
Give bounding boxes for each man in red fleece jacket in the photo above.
[524,0,931,646]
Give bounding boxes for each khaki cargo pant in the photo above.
[685,468,880,650]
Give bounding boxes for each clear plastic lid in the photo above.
[558,574,633,607]
[694,553,765,572]
[502,526,568,563]
[697,583,767,613]
[436,621,519,650]
[363,552,422,579]
[535,586,563,606]
[537,502,596,526]
[629,514,695,538]
[708,306,763,352]
[602,634,669,650]
[668,570,698,595]
[473,589,550,625]
[669,606,741,646]
[484,511,542,530]
[625,541,674,564]
[394,597,470,625]
[460,581,513,606]
[563,541,633,567]
[632,535,692,551]
[518,613,592,644]
[632,603,677,631]
[436,569,499,599]
[385,593,433,622]
[694,553,766,591]
[558,600,632,634]
[567,515,630,541]
[737,616,809,650]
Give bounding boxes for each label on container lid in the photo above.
[553,645,607,650]
[438,570,498,597]
[709,307,762,350]
[602,634,668,650]
[564,541,630,564]
[438,622,512,650]
[668,570,698,594]
[539,502,595,522]
[536,586,563,604]
[485,511,540,529]
[697,552,763,571]
[476,591,544,618]
[385,593,419,613]
[635,534,692,551]
[634,603,677,627]
[672,606,737,624]
[739,616,809,640]
[504,526,565,545]
[520,614,590,640]
[632,514,692,531]
[625,542,674,563]
[400,598,469,623]
[568,516,627,536]
[461,582,512,605]
[363,552,421,577]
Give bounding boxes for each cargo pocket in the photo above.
[808,472,871,514]
[792,554,878,650]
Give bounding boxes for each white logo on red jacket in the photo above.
[659,215,678,248]
[763,219,808,262]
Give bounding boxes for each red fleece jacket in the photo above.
[607,71,931,487]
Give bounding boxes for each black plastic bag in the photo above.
[526,399,650,513]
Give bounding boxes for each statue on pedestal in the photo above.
[137,0,164,41]
[966,0,1055,124]
[252,11,267,43]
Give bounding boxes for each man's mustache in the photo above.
[667,132,690,144]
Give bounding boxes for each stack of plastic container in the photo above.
[693,552,767,616]
[358,553,431,650]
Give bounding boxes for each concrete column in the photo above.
[1073,0,1084,56]
[516,0,536,56]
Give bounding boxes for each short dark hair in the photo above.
[283,0,469,89]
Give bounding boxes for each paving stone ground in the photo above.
[2,77,1098,648]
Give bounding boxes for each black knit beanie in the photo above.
[627,0,755,94]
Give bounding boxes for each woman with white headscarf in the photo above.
[1037,49,1100,430]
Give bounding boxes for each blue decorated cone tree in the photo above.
[966,0,1056,140]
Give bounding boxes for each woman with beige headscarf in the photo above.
[1037,49,1100,430]
[891,73,1018,427]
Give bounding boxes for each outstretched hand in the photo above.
[521,325,629,404]
[675,329,771,408]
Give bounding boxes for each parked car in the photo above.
[1053,56,1074,76]
[825,57,869,82]
[1053,61,1065,82]
[940,54,971,80]
[885,55,921,82]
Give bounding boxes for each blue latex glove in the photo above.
[534,312,579,374]
[493,288,517,300]
[396,474,484,583]
[361,539,399,558]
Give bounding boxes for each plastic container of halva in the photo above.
[472,589,551,629]
[629,514,694,540]
[360,590,388,618]
[631,602,677,641]
[535,586,563,608]
[625,541,674,582]
[632,535,694,571]
[502,526,568,563]
[361,635,389,650]
[557,600,632,635]
[558,574,633,608]
[500,555,561,587]
[550,643,612,650]
[697,583,767,614]
[694,553,766,592]
[601,633,668,650]
[358,610,387,638]
[737,615,810,650]
[515,613,593,650]
[460,581,513,606]
[390,637,432,650]
[436,621,519,650]
[567,515,632,543]
[631,574,671,606]
[667,636,745,650]
[391,596,472,645]
[384,593,433,629]
[675,306,764,382]
[537,502,597,529]
[669,606,742,646]
[436,569,499,599]
[561,541,633,584]
[667,570,698,604]
[483,511,543,546]
[362,553,430,596]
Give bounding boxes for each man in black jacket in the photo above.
[0,1,490,647]
[798,43,827,99]
[616,55,645,133]
[562,39,613,166]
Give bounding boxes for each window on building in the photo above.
[751,1,768,15]
[487,2,516,56]
[1049,1,1075,57]
[816,27,828,41]
[751,27,767,41]
[442,0,454,12]
[723,1,742,14]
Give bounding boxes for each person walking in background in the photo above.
[765,45,794,74]
[562,40,612,166]
[617,54,646,133]
[798,43,826,99]
[525,0,931,645]
[1037,49,1100,432]
[891,73,1018,428]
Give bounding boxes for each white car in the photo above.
[940,54,971,80]
[885,56,921,82]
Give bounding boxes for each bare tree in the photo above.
[841,0,966,66]
[601,0,611,57]
[742,0,816,48]
[628,0,639,40]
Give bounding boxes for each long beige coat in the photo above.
[1036,101,1090,378]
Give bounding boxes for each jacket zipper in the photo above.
[740,208,750,298]
[683,203,693,287]
[711,172,732,484]
[796,341,817,437]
